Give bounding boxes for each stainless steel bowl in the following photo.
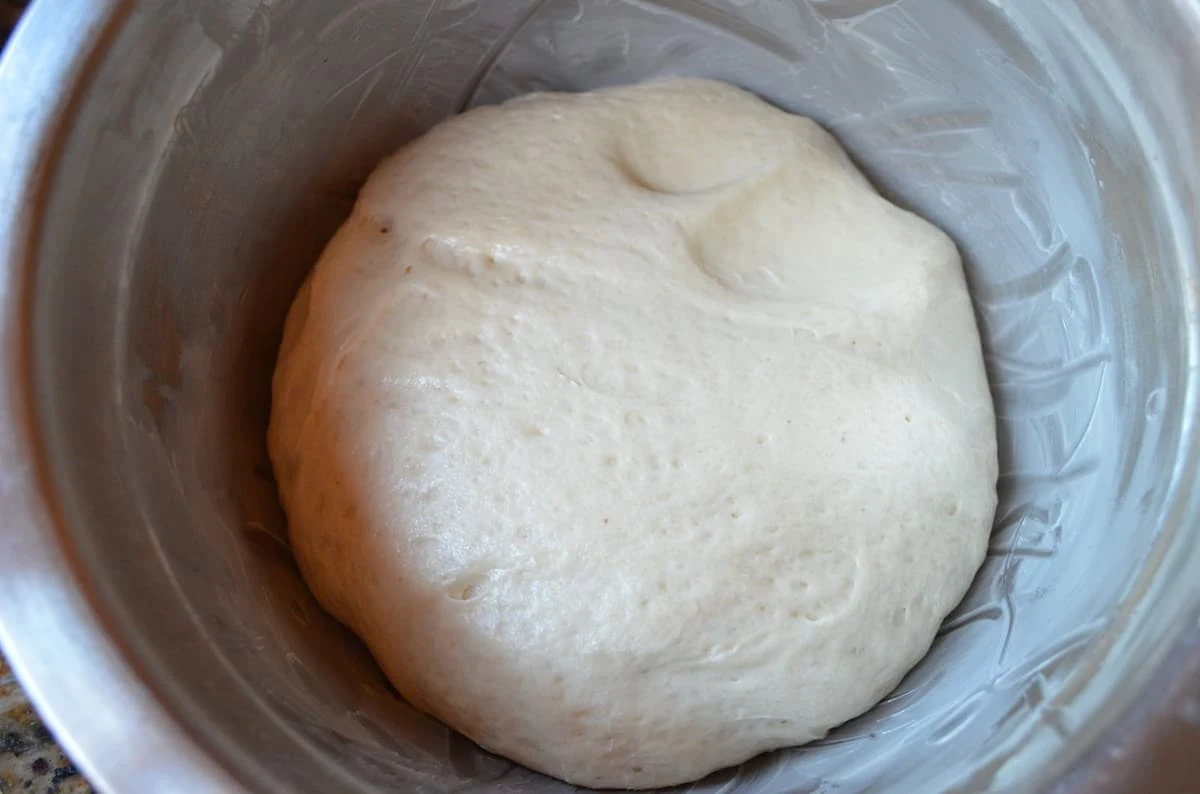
[2,1,1199,792]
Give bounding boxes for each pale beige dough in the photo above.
[268,78,998,790]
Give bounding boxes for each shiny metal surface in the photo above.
[0,1,1197,793]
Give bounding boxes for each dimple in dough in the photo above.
[268,79,999,790]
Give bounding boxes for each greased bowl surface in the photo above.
[0,1,1198,793]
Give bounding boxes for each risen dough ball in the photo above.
[269,79,998,790]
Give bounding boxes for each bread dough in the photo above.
[268,79,998,790]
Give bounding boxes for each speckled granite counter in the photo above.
[0,0,22,43]
[0,655,90,794]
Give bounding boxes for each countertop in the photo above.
[0,655,90,794]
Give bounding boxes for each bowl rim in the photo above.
[0,2,243,791]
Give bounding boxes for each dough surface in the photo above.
[268,79,998,790]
